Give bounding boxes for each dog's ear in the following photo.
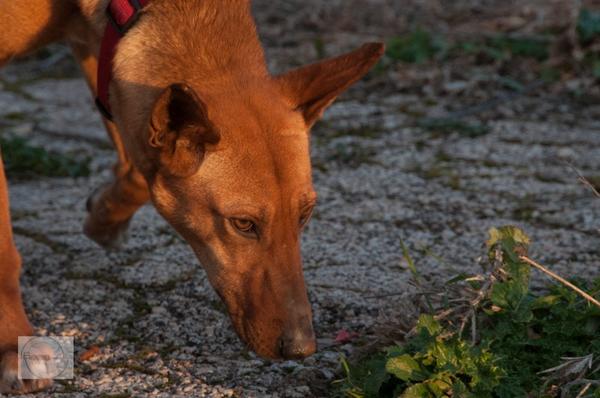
[277,42,384,128]
[149,83,220,177]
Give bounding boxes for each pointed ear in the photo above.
[148,83,220,177]
[276,42,384,127]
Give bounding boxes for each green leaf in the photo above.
[486,226,532,312]
[363,358,389,398]
[490,280,530,314]
[490,282,511,308]
[385,345,405,357]
[451,379,470,396]
[424,378,451,396]
[400,383,432,398]
[531,294,562,309]
[415,314,442,336]
[337,223,600,398]
[427,340,459,369]
[486,226,530,251]
[385,354,426,382]
[578,9,600,43]
[400,239,419,278]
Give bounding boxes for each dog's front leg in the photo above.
[69,35,150,249]
[0,154,53,394]
[83,164,149,249]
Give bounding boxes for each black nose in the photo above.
[279,326,317,359]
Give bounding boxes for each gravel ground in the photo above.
[1,1,600,397]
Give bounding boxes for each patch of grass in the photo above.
[0,78,36,101]
[539,66,562,83]
[416,163,462,190]
[11,226,70,254]
[512,194,538,222]
[418,118,489,138]
[487,35,550,61]
[458,35,550,62]
[421,166,443,180]
[482,159,502,168]
[314,37,326,59]
[2,112,27,121]
[384,29,549,66]
[593,57,600,79]
[447,174,461,190]
[496,76,525,92]
[578,9,600,44]
[386,28,446,64]
[512,204,537,222]
[324,126,383,140]
[325,142,379,168]
[335,227,600,397]
[454,35,550,63]
[0,134,90,179]
[455,40,504,61]
[434,150,452,163]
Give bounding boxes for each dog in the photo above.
[0,0,383,393]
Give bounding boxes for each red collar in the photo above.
[96,0,150,121]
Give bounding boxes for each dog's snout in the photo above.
[279,322,317,359]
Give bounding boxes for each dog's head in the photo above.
[146,43,384,359]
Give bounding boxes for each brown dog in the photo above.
[0,0,383,393]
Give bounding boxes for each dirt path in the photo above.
[1,1,599,397]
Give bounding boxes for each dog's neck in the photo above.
[112,0,267,91]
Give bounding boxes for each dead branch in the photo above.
[520,256,600,309]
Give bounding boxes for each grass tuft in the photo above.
[386,29,446,64]
[418,118,489,138]
[0,134,90,179]
[578,9,600,44]
[335,226,600,397]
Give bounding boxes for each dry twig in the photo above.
[520,256,600,309]
[568,163,600,199]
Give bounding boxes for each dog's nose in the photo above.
[279,325,317,359]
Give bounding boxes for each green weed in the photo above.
[539,66,562,83]
[324,126,382,140]
[386,29,446,64]
[385,28,549,65]
[314,37,326,59]
[0,134,90,179]
[593,57,600,79]
[578,9,600,44]
[324,142,378,168]
[418,118,489,138]
[335,226,600,397]
[488,36,549,61]
[455,35,550,62]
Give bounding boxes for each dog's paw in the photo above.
[83,215,131,250]
[84,186,131,250]
[0,351,53,395]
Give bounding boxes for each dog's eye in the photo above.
[231,218,257,236]
[299,206,314,228]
